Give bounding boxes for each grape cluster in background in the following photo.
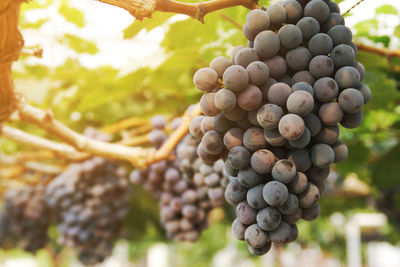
[130,115,228,242]
[192,0,371,255]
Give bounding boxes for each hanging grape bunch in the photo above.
[130,115,227,241]
[191,0,371,256]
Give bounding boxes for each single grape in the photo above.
[225,178,247,205]
[335,66,361,90]
[200,116,214,133]
[318,102,344,126]
[272,159,297,184]
[210,56,233,77]
[288,149,311,172]
[338,88,364,113]
[286,46,312,71]
[238,167,265,188]
[340,110,363,129]
[247,110,260,127]
[263,181,289,206]
[223,65,249,92]
[214,88,236,112]
[230,45,245,64]
[200,93,220,116]
[328,1,340,13]
[269,221,292,244]
[247,185,268,210]
[189,116,205,139]
[257,104,284,130]
[311,143,335,168]
[292,70,316,85]
[235,47,260,68]
[245,9,270,34]
[331,140,348,163]
[247,241,272,256]
[237,85,263,111]
[283,0,303,23]
[264,56,287,79]
[304,0,329,23]
[278,193,299,215]
[314,124,339,145]
[223,127,244,150]
[321,12,344,33]
[296,16,320,42]
[278,24,303,49]
[355,62,365,80]
[280,74,293,87]
[309,55,334,78]
[327,25,352,46]
[213,113,235,133]
[288,128,311,149]
[358,83,372,104]
[223,105,246,122]
[267,3,287,26]
[264,129,287,146]
[268,82,292,107]
[298,183,320,208]
[313,77,339,102]
[286,90,314,116]
[151,115,167,129]
[236,201,257,225]
[257,206,281,231]
[291,82,314,96]
[278,114,305,140]
[228,146,251,170]
[282,208,302,224]
[193,67,218,92]
[260,78,277,101]
[308,33,333,56]
[330,44,356,68]
[287,171,308,194]
[254,30,280,59]
[232,218,247,240]
[251,149,276,174]
[246,61,270,86]
[303,113,321,136]
[243,127,267,152]
[306,166,330,183]
[302,203,321,221]
[201,130,224,155]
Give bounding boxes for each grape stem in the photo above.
[95,0,259,22]
[101,116,150,134]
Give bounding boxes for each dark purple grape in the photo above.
[298,183,320,208]
[314,124,339,145]
[327,25,352,46]
[304,0,329,23]
[223,105,247,122]
[292,82,314,96]
[313,77,339,102]
[232,218,247,240]
[338,88,364,113]
[223,127,244,150]
[247,185,268,210]
[278,24,303,49]
[272,159,297,184]
[263,181,288,206]
[264,56,288,79]
[321,12,344,32]
[306,165,330,183]
[243,127,267,152]
[254,30,280,59]
[238,168,265,188]
[267,3,287,26]
[331,140,348,163]
[318,102,344,126]
[270,221,292,244]
[247,241,272,256]
[282,208,302,224]
[213,113,236,133]
[288,128,310,148]
[287,171,308,194]
[190,116,205,139]
[358,84,372,104]
[245,9,270,34]
[245,224,269,248]
[292,70,316,85]
[303,113,321,136]
[268,82,292,107]
[283,0,303,23]
[151,115,167,129]
[257,104,284,130]
[201,130,224,155]
[257,206,281,231]
[311,143,335,168]
[309,55,334,78]
[296,16,320,42]
[308,33,333,56]
[236,201,257,225]
[230,46,245,64]
[225,178,247,205]
[278,193,299,215]
[235,47,260,68]
[286,90,314,116]
[246,61,270,86]
[340,110,363,129]
[201,116,214,133]
[286,46,312,71]
[288,149,311,172]
[264,129,287,146]
[330,44,355,68]
[228,146,251,170]
[302,203,320,221]
[335,66,361,90]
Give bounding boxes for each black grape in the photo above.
[310,143,335,168]
[238,167,265,188]
[223,105,246,122]
[278,193,299,215]
[331,140,349,163]
[330,44,356,68]
[327,25,352,46]
[283,0,303,24]
[303,113,321,136]
[225,178,247,205]
[264,129,287,146]
[247,241,272,256]
[298,183,320,208]
[288,149,311,172]
[314,124,339,145]
[335,66,361,90]
[358,83,372,104]
[340,110,363,129]
[269,221,292,244]
[303,0,329,23]
[213,113,235,133]
[288,128,311,148]
[321,12,344,33]
[318,102,344,126]
[338,88,364,113]
[302,203,321,221]
[292,82,314,96]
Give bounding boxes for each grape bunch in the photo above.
[0,185,50,253]
[191,0,371,255]
[45,157,130,265]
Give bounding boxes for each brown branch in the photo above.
[356,42,400,58]
[0,151,56,165]
[101,116,150,134]
[21,47,43,58]
[342,0,366,16]
[219,13,242,30]
[95,0,259,22]
[118,134,150,146]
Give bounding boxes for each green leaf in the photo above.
[123,13,174,39]
[394,25,400,39]
[62,34,99,54]
[354,19,378,37]
[376,4,398,15]
[20,18,48,29]
[59,1,85,27]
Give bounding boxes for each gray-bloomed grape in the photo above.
[224,160,238,176]
[254,31,280,59]
[292,82,314,96]
[321,12,344,32]
[284,0,303,23]
[197,145,223,163]
[190,116,205,139]
[358,84,372,104]
[243,127,267,152]
[270,221,292,244]
[309,55,334,78]
[292,70,316,85]
[247,185,268,210]
[311,143,335,168]
[235,47,260,68]
[278,24,303,49]
[272,159,297,184]
[288,224,298,242]
[298,183,320,208]
[267,3,287,26]
[263,181,289,206]
[264,129,287,146]
[257,206,281,231]
[236,201,257,225]
[245,224,269,248]
[193,67,218,92]
[232,218,247,240]
[260,78,277,101]
[308,33,333,56]
[304,0,329,23]
[257,104,284,130]
[213,113,235,133]
[251,149,276,174]
[248,241,272,256]
[223,106,246,122]
[327,25,352,46]
[246,9,270,34]
[246,61,270,86]
[151,115,167,129]
[282,208,302,224]
[210,56,233,77]
[225,178,247,205]
[230,46,246,64]
[302,203,321,221]
[313,180,325,196]
[247,110,260,127]
[288,149,311,172]
[278,114,305,140]
[286,90,314,116]
[280,75,293,87]
[237,117,253,130]
[296,16,320,42]
[238,167,265,188]
[318,102,344,126]
[278,193,299,215]
[286,46,312,71]
[330,44,356,68]
[201,130,224,155]
[288,128,311,148]
[223,127,244,150]
[331,140,348,163]
[303,113,321,136]
[223,65,249,92]
[228,146,251,170]
[237,85,263,111]
[355,62,365,80]
[328,1,340,13]
[335,66,361,90]
[313,77,339,102]
[268,82,292,107]
[287,171,308,194]
[201,116,214,133]
[214,88,236,112]
[200,93,219,116]
[314,124,339,145]
[338,88,364,113]
[264,56,288,79]
[350,41,358,55]
[340,110,363,129]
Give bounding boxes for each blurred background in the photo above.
[1,0,400,266]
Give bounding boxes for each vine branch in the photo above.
[95,0,259,22]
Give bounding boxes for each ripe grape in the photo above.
[298,183,320,208]
[151,115,167,129]
[267,3,287,26]
[282,208,302,224]
[223,127,244,150]
[247,184,268,210]
[247,241,272,256]
[265,56,288,79]
[246,61,270,86]
[237,85,263,111]
[302,203,321,221]
[287,171,308,194]
[278,114,305,140]
[200,93,220,116]
[321,12,344,33]
[236,201,257,225]
[358,84,372,104]
[286,90,314,116]
[340,110,363,129]
[269,221,292,244]
[292,70,316,85]
[238,167,265,188]
[254,31,280,59]
[264,129,287,146]
[310,143,335,168]
[278,193,299,215]
[286,46,312,71]
[230,46,246,64]
[260,78,277,101]
[308,33,333,56]
[228,146,251,170]
[272,160,297,184]
[331,140,349,163]
[309,55,334,78]
[210,56,233,77]
[201,130,224,155]
[223,65,249,92]
[327,25,352,46]
[214,88,236,112]
[338,88,364,113]
[313,77,339,102]
[303,113,321,136]
[245,9,270,34]
[232,218,247,240]
[268,82,292,107]
[257,206,281,231]
[292,82,314,96]
[189,116,205,139]
[223,105,246,122]
[355,62,365,80]
[257,104,284,130]
[245,224,269,248]
[283,0,303,24]
[328,1,340,13]
[335,66,361,90]
[193,68,218,92]
[314,124,339,145]
[225,178,247,205]
[213,113,235,133]
[288,149,311,172]
[278,24,303,49]
[242,127,267,152]
[318,102,344,126]
[263,181,289,206]
[303,0,329,23]
[235,47,260,68]
[288,128,310,148]
[330,44,356,68]
[250,149,276,174]
[296,16,320,42]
